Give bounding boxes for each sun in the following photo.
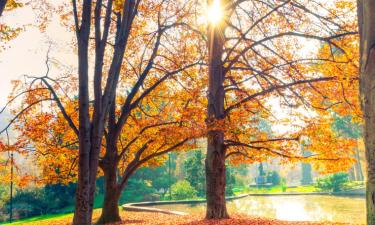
[207,0,223,25]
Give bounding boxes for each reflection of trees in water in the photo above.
[153,195,365,224]
[227,195,364,223]
[228,198,277,218]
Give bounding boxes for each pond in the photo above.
[152,195,365,224]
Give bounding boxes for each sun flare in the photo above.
[207,0,223,25]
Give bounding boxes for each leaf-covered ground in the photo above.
[7,210,357,225]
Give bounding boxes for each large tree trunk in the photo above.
[97,161,121,224]
[205,1,229,218]
[97,128,122,224]
[206,131,228,218]
[358,0,375,223]
[73,1,93,223]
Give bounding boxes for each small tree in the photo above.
[171,180,197,200]
[316,173,349,192]
[184,150,205,197]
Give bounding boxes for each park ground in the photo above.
[2,209,356,225]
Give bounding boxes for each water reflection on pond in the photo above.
[153,195,365,224]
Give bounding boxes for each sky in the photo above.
[0,1,76,108]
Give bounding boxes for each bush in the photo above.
[121,179,157,203]
[5,189,55,219]
[316,172,349,192]
[184,150,205,197]
[171,180,197,200]
[267,171,281,185]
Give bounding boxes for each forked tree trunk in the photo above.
[97,161,121,224]
[205,0,229,218]
[358,0,375,223]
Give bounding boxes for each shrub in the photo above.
[267,171,281,185]
[171,180,197,200]
[316,172,349,192]
[121,179,157,203]
[184,150,206,197]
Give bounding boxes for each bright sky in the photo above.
[0,2,76,108]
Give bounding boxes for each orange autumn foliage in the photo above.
[0,0,362,189]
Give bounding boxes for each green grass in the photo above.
[233,184,320,195]
[233,181,365,196]
[1,212,73,225]
[0,194,106,225]
[344,181,365,190]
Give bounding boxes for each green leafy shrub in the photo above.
[2,183,76,221]
[171,180,197,200]
[316,172,349,192]
[267,171,281,185]
[184,150,205,197]
[121,179,157,203]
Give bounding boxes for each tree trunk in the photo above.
[97,127,122,224]
[97,162,121,224]
[205,2,229,218]
[73,1,93,223]
[354,147,364,181]
[73,40,93,225]
[0,0,7,17]
[205,131,229,219]
[358,0,375,223]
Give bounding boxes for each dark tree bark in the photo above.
[97,156,121,225]
[206,131,228,218]
[71,1,137,223]
[73,0,93,224]
[358,0,375,223]
[205,0,229,218]
[0,0,7,17]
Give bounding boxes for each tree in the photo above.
[204,0,358,218]
[332,114,363,181]
[8,59,202,224]
[3,1,204,224]
[0,0,23,50]
[184,150,206,197]
[357,0,375,223]
[316,172,349,193]
[171,180,197,200]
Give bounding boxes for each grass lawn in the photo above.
[232,181,365,195]
[1,212,73,225]
[232,185,319,195]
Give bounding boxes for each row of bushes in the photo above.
[0,184,76,222]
